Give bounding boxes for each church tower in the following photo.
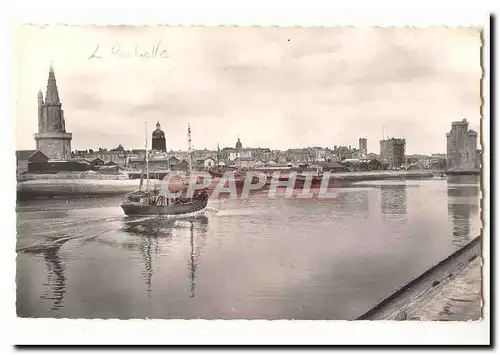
[34,65,72,160]
[151,121,167,152]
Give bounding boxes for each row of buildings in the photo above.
[16,65,481,175]
[66,120,480,173]
[68,136,444,172]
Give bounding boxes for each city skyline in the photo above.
[16,26,481,154]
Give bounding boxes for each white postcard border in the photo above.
[3,2,492,347]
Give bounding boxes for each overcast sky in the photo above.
[15,26,482,154]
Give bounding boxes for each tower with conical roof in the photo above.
[34,65,72,160]
[151,121,166,152]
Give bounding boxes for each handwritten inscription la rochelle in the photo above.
[89,41,169,60]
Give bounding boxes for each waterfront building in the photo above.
[234,156,257,168]
[446,118,478,170]
[195,157,217,170]
[34,65,72,160]
[228,149,251,161]
[320,161,349,173]
[246,148,272,162]
[219,138,271,162]
[193,149,217,161]
[169,150,189,161]
[16,150,49,174]
[331,145,359,161]
[129,153,175,171]
[359,138,368,157]
[379,138,406,169]
[72,145,128,167]
[309,147,327,162]
[171,159,189,172]
[324,149,334,162]
[366,152,380,160]
[152,121,167,152]
[406,154,432,169]
[340,158,382,172]
[285,148,313,163]
[430,153,447,169]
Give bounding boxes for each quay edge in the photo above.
[17,170,448,200]
[357,235,482,321]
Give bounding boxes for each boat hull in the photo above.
[121,196,209,216]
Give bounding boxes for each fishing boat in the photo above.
[121,122,209,216]
[121,189,209,216]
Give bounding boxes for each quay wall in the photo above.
[357,235,482,320]
[17,170,437,200]
[446,169,481,176]
[328,170,434,181]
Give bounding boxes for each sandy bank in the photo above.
[18,172,130,181]
[17,179,162,199]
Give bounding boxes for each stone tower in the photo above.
[446,118,477,170]
[34,65,72,160]
[359,138,367,156]
[152,121,167,152]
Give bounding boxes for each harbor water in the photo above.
[16,175,481,319]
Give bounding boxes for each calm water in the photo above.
[16,175,481,319]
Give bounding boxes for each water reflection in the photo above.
[335,189,370,218]
[447,175,480,248]
[189,222,197,298]
[139,233,157,298]
[380,185,407,221]
[29,243,67,313]
[187,216,208,298]
[357,190,369,217]
[122,215,209,299]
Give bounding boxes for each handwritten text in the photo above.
[89,41,169,60]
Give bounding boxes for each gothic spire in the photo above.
[45,64,60,104]
[37,89,44,103]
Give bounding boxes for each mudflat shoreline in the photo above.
[17,170,438,200]
[16,179,155,199]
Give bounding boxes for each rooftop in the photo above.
[16,150,38,160]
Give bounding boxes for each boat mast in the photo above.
[145,121,149,192]
[217,143,220,166]
[188,124,192,173]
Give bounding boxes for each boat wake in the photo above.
[214,208,260,217]
[17,216,123,254]
[205,207,220,213]
[17,226,117,254]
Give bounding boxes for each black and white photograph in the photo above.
[11,18,490,345]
